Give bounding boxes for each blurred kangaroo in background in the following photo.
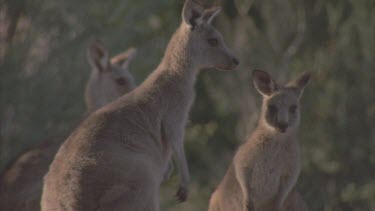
[41,0,239,210]
[0,40,138,211]
[208,70,310,211]
[85,41,137,112]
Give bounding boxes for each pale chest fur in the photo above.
[241,135,301,204]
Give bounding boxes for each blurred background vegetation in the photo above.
[0,0,374,210]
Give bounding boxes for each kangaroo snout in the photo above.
[218,55,239,71]
[232,57,239,66]
[277,122,288,133]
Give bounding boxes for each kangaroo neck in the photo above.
[156,25,199,102]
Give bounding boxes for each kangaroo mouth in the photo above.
[216,65,236,71]
[276,127,288,133]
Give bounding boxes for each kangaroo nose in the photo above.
[277,122,288,133]
[232,58,239,66]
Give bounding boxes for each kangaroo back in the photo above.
[0,41,138,211]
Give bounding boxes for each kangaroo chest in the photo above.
[250,139,300,202]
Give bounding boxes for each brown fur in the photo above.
[0,41,138,211]
[208,70,310,211]
[41,1,238,210]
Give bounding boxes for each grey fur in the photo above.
[41,1,238,210]
[0,41,138,211]
[208,70,310,211]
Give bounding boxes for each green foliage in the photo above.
[0,0,374,210]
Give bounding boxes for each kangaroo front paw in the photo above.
[175,185,189,203]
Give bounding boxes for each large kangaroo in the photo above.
[0,41,138,211]
[41,1,238,210]
[208,70,310,211]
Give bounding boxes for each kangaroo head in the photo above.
[180,0,239,70]
[252,70,310,133]
[85,40,137,112]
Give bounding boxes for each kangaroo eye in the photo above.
[115,78,126,86]
[289,105,298,114]
[268,105,278,114]
[207,38,219,47]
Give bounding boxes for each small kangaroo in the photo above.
[41,0,238,210]
[208,70,310,211]
[0,41,138,211]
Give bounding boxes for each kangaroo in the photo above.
[0,40,138,211]
[41,1,239,210]
[208,70,310,211]
[85,40,137,112]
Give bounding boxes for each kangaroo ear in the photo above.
[87,40,109,72]
[289,72,311,96]
[202,6,221,25]
[110,47,137,70]
[182,0,205,29]
[252,69,278,96]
